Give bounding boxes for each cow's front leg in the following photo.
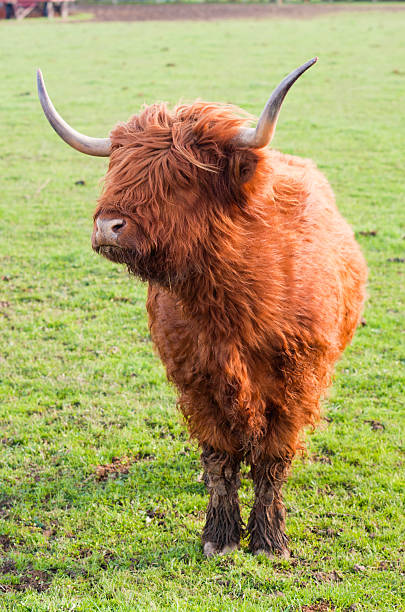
[247,457,290,558]
[201,444,242,557]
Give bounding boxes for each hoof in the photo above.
[203,541,239,558]
[253,548,290,560]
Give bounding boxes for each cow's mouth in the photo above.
[95,245,128,264]
[94,244,172,286]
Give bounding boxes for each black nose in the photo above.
[93,217,126,247]
[110,219,126,233]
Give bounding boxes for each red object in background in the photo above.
[17,0,38,7]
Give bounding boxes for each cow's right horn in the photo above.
[37,70,111,157]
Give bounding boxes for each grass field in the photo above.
[0,8,404,611]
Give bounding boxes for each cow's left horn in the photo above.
[37,70,111,157]
[233,58,318,149]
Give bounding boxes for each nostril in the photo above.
[95,217,126,243]
[111,220,126,234]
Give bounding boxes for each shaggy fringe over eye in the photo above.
[100,101,259,214]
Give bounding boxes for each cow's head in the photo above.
[37,59,317,285]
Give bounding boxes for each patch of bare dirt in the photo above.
[309,453,332,465]
[95,455,134,480]
[311,570,343,583]
[364,419,385,431]
[0,535,13,551]
[0,559,17,574]
[95,452,154,480]
[358,229,378,237]
[302,601,336,612]
[74,3,405,23]
[0,496,13,518]
[0,561,51,593]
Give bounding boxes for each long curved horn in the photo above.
[234,58,318,149]
[37,70,111,157]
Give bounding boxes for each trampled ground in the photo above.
[72,2,405,22]
[0,8,404,611]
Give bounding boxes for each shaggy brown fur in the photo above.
[201,445,242,554]
[247,457,290,557]
[94,100,367,555]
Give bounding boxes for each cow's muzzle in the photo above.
[92,217,126,249]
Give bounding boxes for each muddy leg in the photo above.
[201,444,242,557]
[247,457,290,558]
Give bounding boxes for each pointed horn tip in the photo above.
[233,57,319,149]
[303,57,318,70]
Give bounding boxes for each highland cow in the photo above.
[37,59,367,558]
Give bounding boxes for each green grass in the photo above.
[0,9,404,611]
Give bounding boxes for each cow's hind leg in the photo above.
[201,444,242,557]
[247,457,290,558]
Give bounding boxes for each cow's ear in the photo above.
[217,148,259,210]
[232,149,258,185]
